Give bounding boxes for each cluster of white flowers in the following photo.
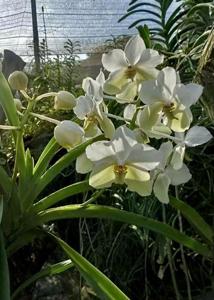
[9,35,212,204]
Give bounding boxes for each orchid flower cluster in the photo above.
[8,35,212,204]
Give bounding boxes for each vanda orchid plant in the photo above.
[0,35,213,300]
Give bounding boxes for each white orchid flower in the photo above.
[54,120,84,150]
[74,95,114,139]
[54,91,76,110]
[140,67,203,132]
[171,126,212,170]
[102,35,163,97]
[153,142,192,203]
[136,103,172,140]
[85,126,161,196]
[82,70,105,102]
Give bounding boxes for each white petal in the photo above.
[156,67,177,103]
[112,126,138,164]
[102,49,128,72]
[82,77,103,101]
[139,79,163,105]
[124,35,146,66]
[174,83,203,108]
[168,108,192,132]
[158,141,173,170]
[137,102,163,130]
[123,104,137,120]
[149,124,171,139]
[99,115,115,139]
[137,49,164,68]
[170,144,185,170]
[84,123,101,138]
[165,164,192,186]
[184,126,212,147]
[103,69,128,95]
[96,70,105,86]
[116,81,138,103]
[89,164,116,189]
[136,67,159,81]
[74,95,94,120]
[153,173,171,204]
[76,153,93,174]
[86,140,115,165]
[125,165,152,196]
[127,144,161,170]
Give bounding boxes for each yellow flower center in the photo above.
[163,102,176,113]
[114,165,127,184]
[125,66,137,80]
[114,165,127,175]
[162,102,178,120]
[87,115,98,123]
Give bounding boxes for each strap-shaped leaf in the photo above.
[0,228,10,300]
[24,135,103,203]
[0,166,12,196]
[33,137,60,177]
[170,196,214,245]
[12,259,73,300]
[38,204,212,258]
[52,234,130,300]
[0,196,3,223]
[34,180,91,212]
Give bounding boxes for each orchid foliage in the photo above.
[9,35,212,204]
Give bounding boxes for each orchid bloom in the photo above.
[153,142,192,203]
[82,70,105,103]
[54,91,76,110]
[74,72,114,139]
[171,126,212,170]
[136,103,172,140]
[54,120,84,150]
[139,67,203,132]
[85,126,161,196]
[102,35,163,100]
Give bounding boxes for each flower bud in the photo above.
[54,120,84,150]
[54,91,76,110]
[8,71,28,90]
[13,98,22,111]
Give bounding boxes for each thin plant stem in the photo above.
[176,187,192,300]
[162,204,181,300]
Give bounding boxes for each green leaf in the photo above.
[0,227,10,300]
[137,25,152,48]
[0,166,12,196]
[7,228,45,257]
[129,17,162,29]
[0,196,3,223]
[12,259,73,299]
[187,3,214,16]
[170,196,214,245]
[52,234,130,300]
[37,204,212,258]
[25,135,103,203]
[34,180,91,212]
[33,137,60,177]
